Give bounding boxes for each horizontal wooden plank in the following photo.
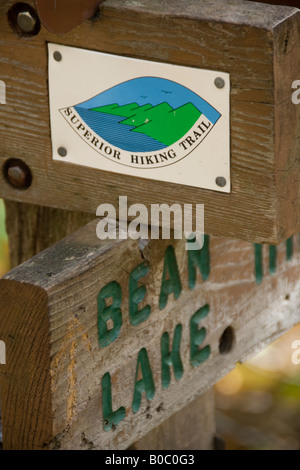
[274,11,300,241]
[1,221,300,449]
[0,0,299,243]
[2,200,217,451]
[249,0,299,6]
[105,0,298,26]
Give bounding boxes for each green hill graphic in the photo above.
[91,102,201,147]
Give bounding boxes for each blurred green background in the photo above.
[0,199,300,449]
[216,330,300,449]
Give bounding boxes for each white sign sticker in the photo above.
[48,43,230,192]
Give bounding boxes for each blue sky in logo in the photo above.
[76,77,221,124]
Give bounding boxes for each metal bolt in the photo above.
[214,77,225,89]
[58,147,67,157]
[53,51,62,62]
[215,176,227,187]
[17,11,37,33]
[5,159,32,189]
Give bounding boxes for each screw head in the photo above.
[58,147,67,157]
[214,77,225,89]
[215,176,227,187]
[53,51,62,62]
[17,11,37,33]
[4,159,32,189]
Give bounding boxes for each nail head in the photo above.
[216,176,227,187]
[54,51,62,62]
[214,77,225,89]
[58,147,67,157]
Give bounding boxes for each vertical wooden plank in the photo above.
[130,390,215,450]
[4,200,94,268]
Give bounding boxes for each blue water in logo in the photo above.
[75,106,166,152]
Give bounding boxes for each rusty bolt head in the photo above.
[7,4,41,37]
[4,159,32,189]
[17,11,37,33]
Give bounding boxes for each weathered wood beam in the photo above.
[0,219,300,449]
[3,200,217,450]
[0,1,299,243]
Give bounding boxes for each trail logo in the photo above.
[60,77,221,169]
[49,44,230,192]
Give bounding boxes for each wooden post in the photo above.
[131,390,215,450]
[0,0,300,452]
[4,201,94,268]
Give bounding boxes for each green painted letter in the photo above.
[254,244,263,284]
[286,236,293,261]
[132,348,155,413]
[161,324,183,389]
[190,304,211,367]
[129,262,151,326]
[159,245,182,310]
[269,245,277,274]
[98,281,122,348]
[188,234,210,289]
[101,372,126,431]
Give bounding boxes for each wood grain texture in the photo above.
[0,280,52,449]
[3,201,216,451]
[1,219,300,449]
[274,13,300,241]
[249,1,299,6]
[4,200,94,268]
[131,389,215,450]
[0,0,299,243]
